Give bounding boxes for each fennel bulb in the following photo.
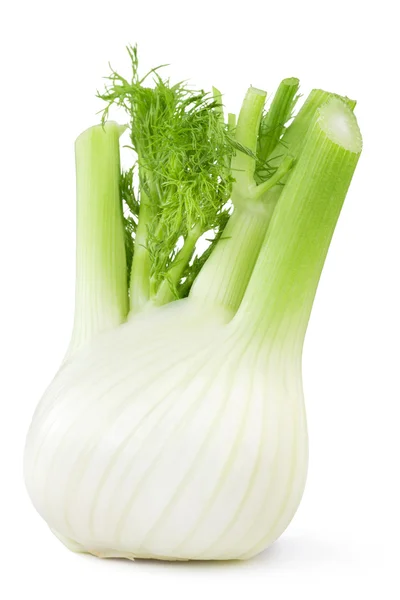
[24,47,362,561]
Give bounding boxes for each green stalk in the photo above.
[190,157,293,315]
[153,223,202,306]
[258,77,299,165]
[190,203,277,317]
[189,87,266,313]
[129,188,152,313]
[230,87,267,195]
[67,122,128,359]
[190,87,351,315]
[235,98,362,344]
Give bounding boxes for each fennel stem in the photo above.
[129,188,152,313]
[68,122,128,359]
[154,223,202,305]
[257,76,299,170]
[190,87,352,316]
[236,98,362,347]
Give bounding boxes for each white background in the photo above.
[1,1,399,598]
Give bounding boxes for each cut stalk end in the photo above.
[318,97,362,153]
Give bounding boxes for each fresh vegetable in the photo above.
[24,47,362,561]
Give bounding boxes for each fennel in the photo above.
[24,47,362,561]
